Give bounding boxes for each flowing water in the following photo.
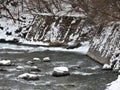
[0,43,117,90]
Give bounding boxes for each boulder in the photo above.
[0,60,12,66]
[52,67,70,77]
[102,64,112,70]
[18,73,40,80]
[30,66,41,72]
[26,61,34,65]
[16,66,24,70]
[43,57,50,62]
[33,57,41,61]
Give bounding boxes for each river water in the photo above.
[0,43,117,90]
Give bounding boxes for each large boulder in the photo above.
[52,67,70,77]
[0,60,12,66]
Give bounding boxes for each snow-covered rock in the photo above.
[18,73,40,80]
[52,67,70,77]
[33,57,41,61]
[43,57,50,62]
[30,66,41,72]
[106,75,120,90]
[102,64,112,70]
[16,66,24,70]
[26,61,34,65]
[0,60,12,66]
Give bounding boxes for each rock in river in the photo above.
[52,67,70,77]
[43,57,50,62]
[0,60,12,66]
[33,57,41,61]
[18,73,40,80]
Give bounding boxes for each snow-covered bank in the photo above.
[0,41,90,54]
[29,42,90,54]
[106,75,120,90]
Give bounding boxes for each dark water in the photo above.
[0,44,117,90]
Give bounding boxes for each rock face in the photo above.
[87,22,120,70]
[52,67,70,77]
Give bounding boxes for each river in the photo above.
[0,43,117,90]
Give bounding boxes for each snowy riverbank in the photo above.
[0,41,90,55]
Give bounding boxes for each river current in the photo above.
[0,43,117,90]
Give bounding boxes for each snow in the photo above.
[71,71,93,76]
[18,73,40,79]
[106,75,120,90]
[43,57,50,61]
[0,43,34,51]
[102,64,111,70]
[20,39,49,46]
[16,66,24,70]
[0,40,90,55]
[0,13,33,42]
[92,22,120,58]
[0,60,11,65]
[44,22,60,42]
[29,41,90,54]
[33,57,41,61]
[53,67,69,73]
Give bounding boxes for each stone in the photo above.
[0,60,12,66]
[26,61,34,65]
[18,73,40,80]
[52,67,70,77]
[43,57,50,62]
[30,66,41,72]
[102,64,112,70]
[33,57,41,61]
[16,66,24,70]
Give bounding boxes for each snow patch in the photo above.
[71,71,93,76]
[106,75,120,90]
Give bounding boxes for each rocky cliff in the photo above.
[87,22,120,67]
